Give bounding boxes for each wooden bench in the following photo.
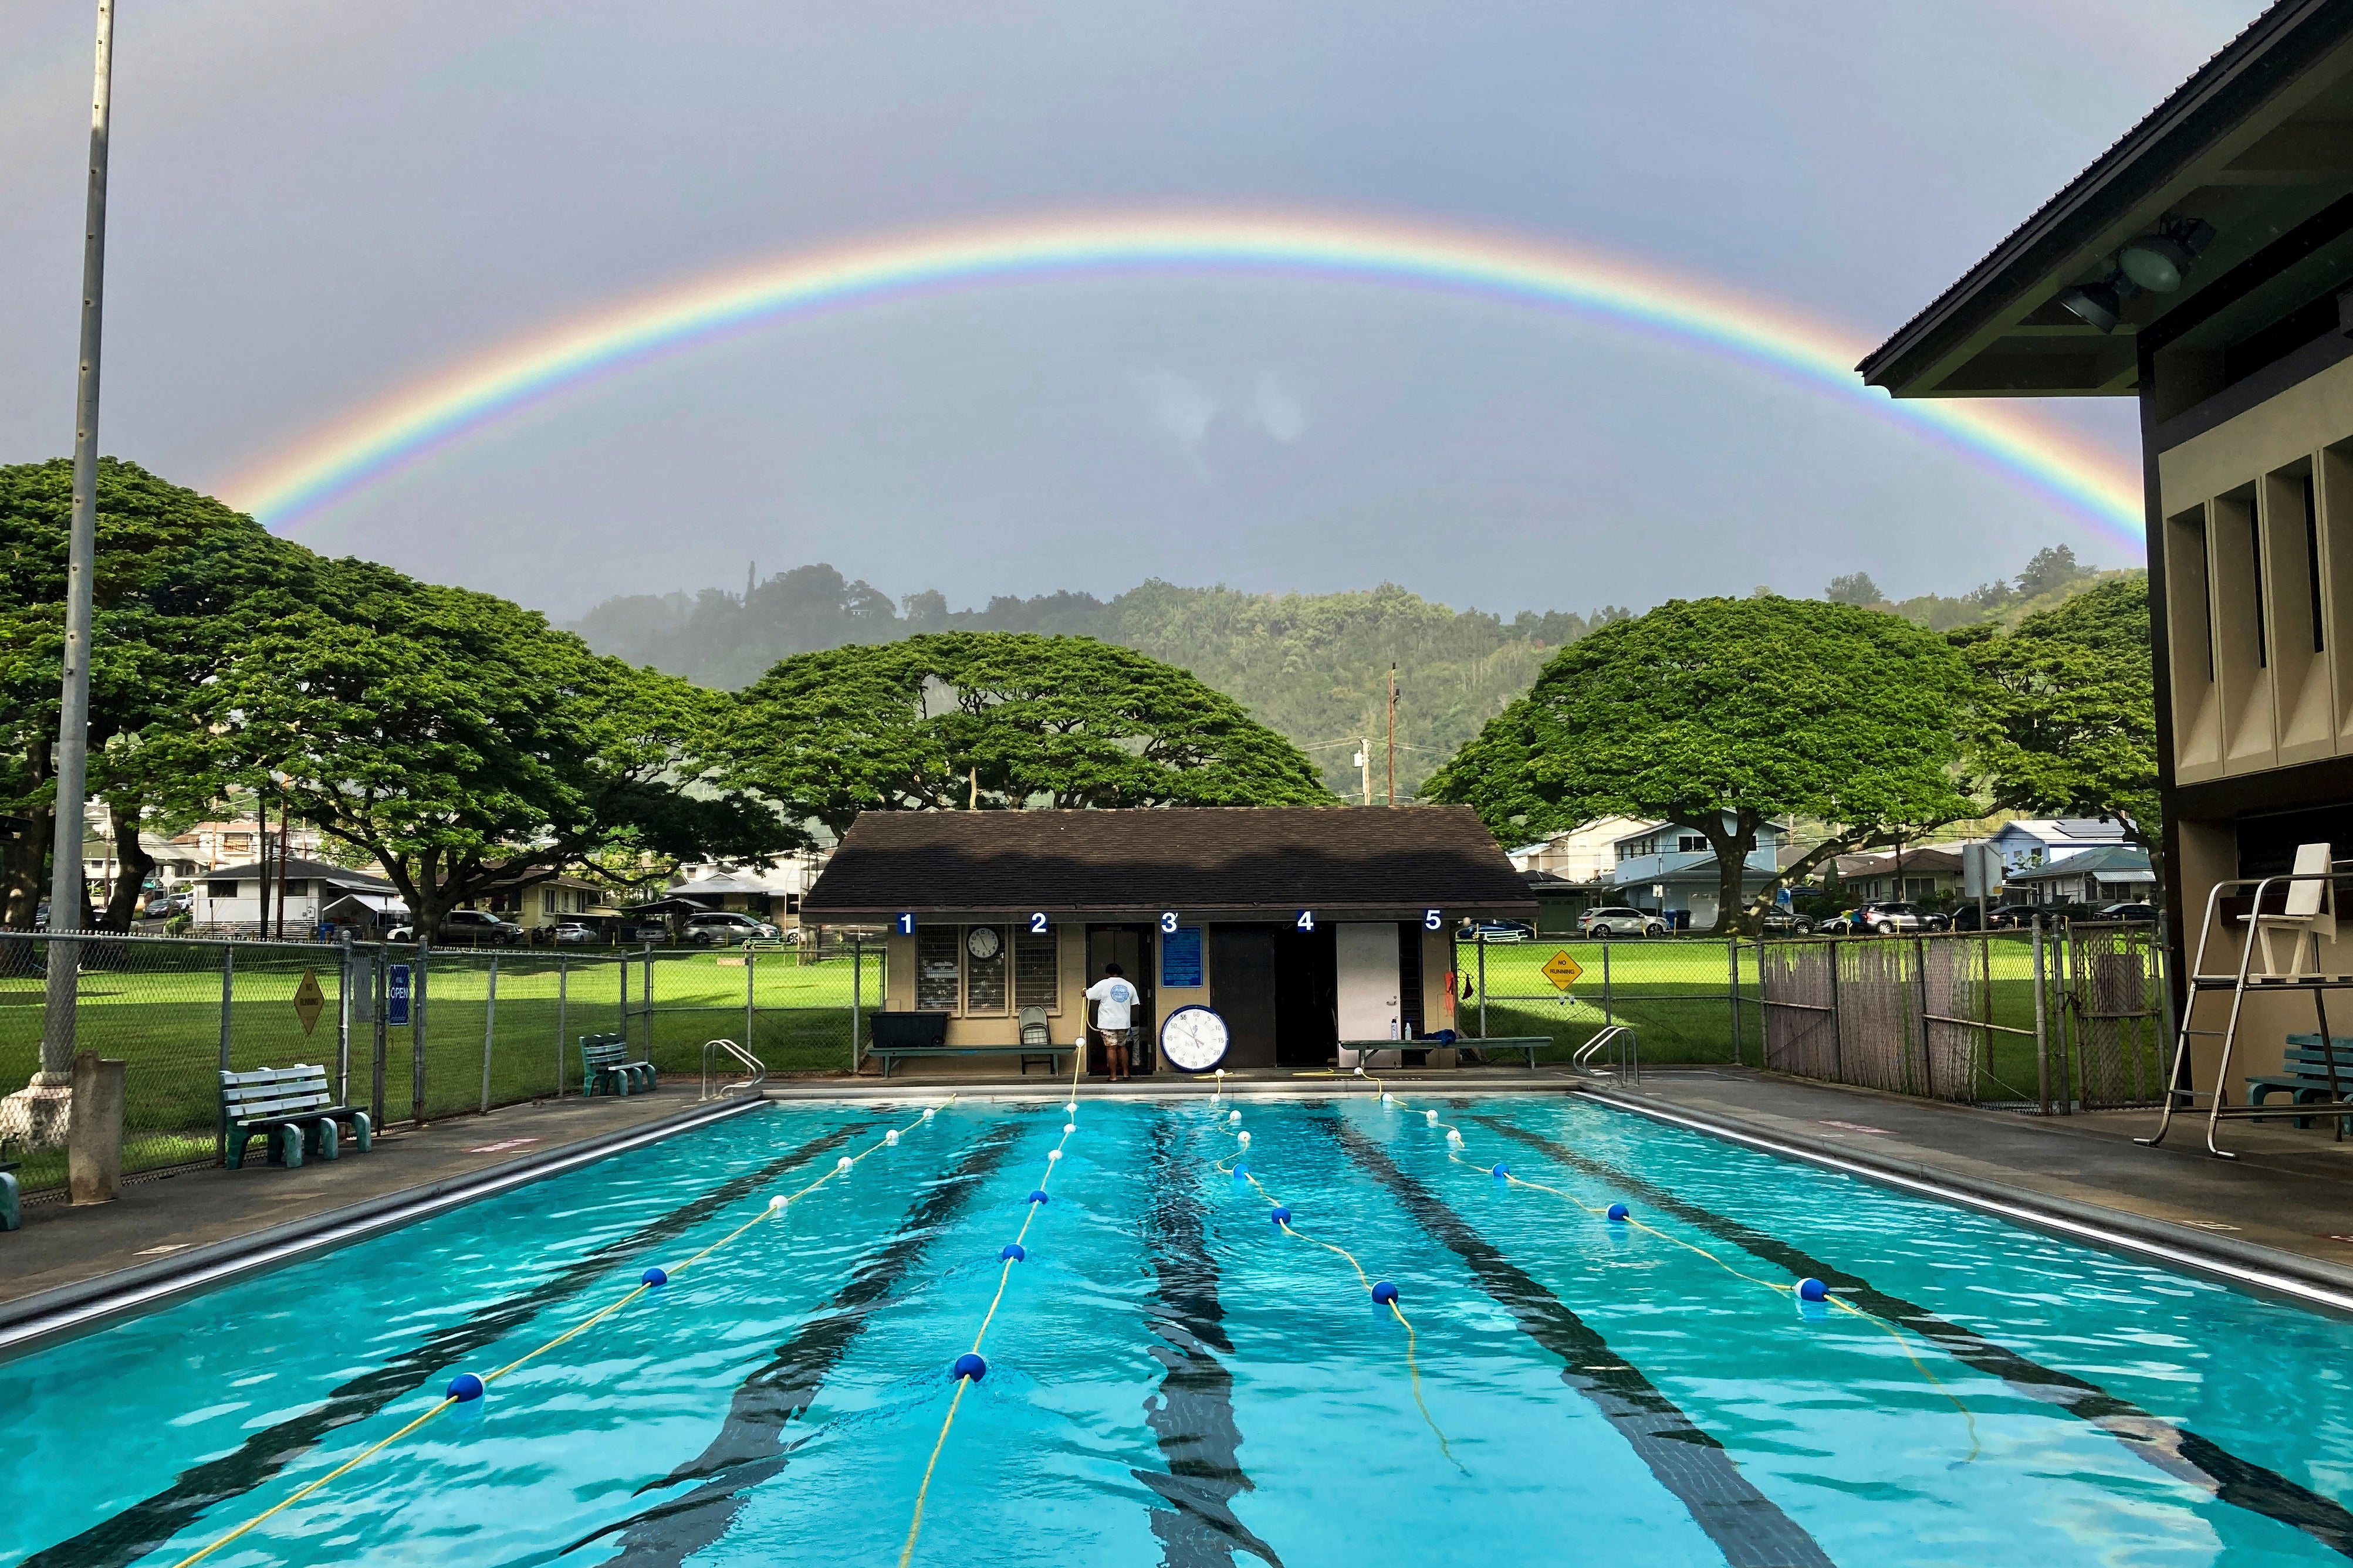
[868,1044,1071,1079]
[581,1032,658,1096]
[2249,1034,2353,1131]
[221,1065,372,1170]
[1,1159,17,1231]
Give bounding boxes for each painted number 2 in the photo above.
[1296,910,1316,932]
[1030,912,1049,934]
[895,913,915,936]
[1424,909,1443,930]
[1159,911,1179,934]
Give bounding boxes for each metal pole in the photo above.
[370,946,387,1129]
[336,930,353,1106]
[1600,937,1613,1029]
[217,943,234,1161]
[1476,934,1488,1038]
[1726,937,1742,1068]
[411,939,429,1126]
[556,953,568,1098]
[479,951,498,1113]
[1915,934,1933,1099]
[37,0,116,1087]
[1827,940,1844,1082]
[746,943,756,1059]
[2033,916,2052,1116]
[850,935,863,1071]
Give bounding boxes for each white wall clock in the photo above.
[966,926,1001,960]
[1159,1005,1230,1073]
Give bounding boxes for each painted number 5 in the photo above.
[1160,911,1179,934]
[1296,910,1316,932]
[1424,909,1443,930]
[1030,912,1049,935]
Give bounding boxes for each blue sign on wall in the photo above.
[387,963,412,1026]
[1160,926,1203,989]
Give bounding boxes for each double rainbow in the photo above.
[217,208,2145,545]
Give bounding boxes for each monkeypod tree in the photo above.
[714,632,1333,835]
[1424,595,1979,933]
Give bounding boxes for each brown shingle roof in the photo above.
[800,807,1534,919]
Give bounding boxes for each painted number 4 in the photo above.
[1296,910,1316,932]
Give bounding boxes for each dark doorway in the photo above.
[1210,925,1278,1069]
[1272,923,1337,1067]
[1084,923,1157,1076]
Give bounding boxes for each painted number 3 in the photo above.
[1159,912,1179,934]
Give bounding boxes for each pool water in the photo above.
[9,1092,2353,1567]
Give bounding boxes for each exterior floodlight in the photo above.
[2058,281,2122,334]
[2119,235,2195,293]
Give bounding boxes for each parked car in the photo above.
[1948,902,2038,932]
[387,908,526,946]
[1823,901,1949,936]
[550,921,600,944]
[1758,910,1816,935]
[684,910,781,944]
[1463,920,1534,943]
[2097,902,2159,923]
[1580,906,1668,938]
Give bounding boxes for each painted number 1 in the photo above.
[895,913,915,936]
[1159,911,1179,934]
[1030,912,1049,934]
[1296,910,1316,932]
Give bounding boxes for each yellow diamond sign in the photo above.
[1541,950,1584,991]
[293,968,326,1036]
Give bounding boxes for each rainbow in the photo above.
[218,208,2146,544]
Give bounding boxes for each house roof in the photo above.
[1994,818,2129,844]
[675,873,782,896]
[1863,0,2353,398]
[802,807,1535,919]
[1834,847,1967,877]
[201,858,395,891]
[2004,844,2154,881]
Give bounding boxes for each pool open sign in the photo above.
[293,968,326,1035]
[1541,950,1584,991]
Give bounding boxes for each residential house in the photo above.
[1986,818,2131,875]
[1608,817,1791,928]
[1504,816,1651,880]
[1833,846,1969,904]
[670,848,830,928]
[482,873,606,936]
[197,858,404,936]
[2002,845,2155,907]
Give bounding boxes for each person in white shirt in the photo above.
[1084,963,1141,1081]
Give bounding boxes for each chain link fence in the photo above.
[1452,936,1763,1066]
[0,931,885,1197]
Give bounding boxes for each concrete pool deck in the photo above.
[9,1062,2353,1356]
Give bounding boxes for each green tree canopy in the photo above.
[1953,575,2156,843]
[1423,595,1979,932]
[712,632,1334,835]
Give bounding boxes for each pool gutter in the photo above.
[0,1093,769,1360]
[1580,1087,2353,1318]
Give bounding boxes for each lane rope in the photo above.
[1361,1072,1981,1462]
[166,1099,956,1568]
[896,1046,1087,1567]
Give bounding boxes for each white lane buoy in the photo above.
[1446,1129,1463,1147]
[768,1195,786,1211]
[1236,1130,1251,1147]
[1380,1091,1392,1105]
[1353,1064,1365,1076]
[836,1155,854,1173]
[922,1107,937,1120]
[887,1129,900,1146]
[1228,1110,1242,1125]
[1063,1122,1076,1134]
[1047,1147,1063,1161]
[1424,1109,1438,1126]
[1066,1101,1078,1115]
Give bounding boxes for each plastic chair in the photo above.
[2239,841,2337,977]
[1018,1005,1050,1047]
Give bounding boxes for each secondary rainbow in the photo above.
[218,209,2145,543]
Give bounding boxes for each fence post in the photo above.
[1476,934,1488,1039]
[412,939,430,1126]
[745,943,757,1057]
[371,946,387,1129]
[556,953,568,1098]
[1754,932,1770,1069]
[336,930,354,1106]
[618,949,630,1055]
[2033,916,2051,1116]
[1915,934,1933,1100]
[480,951,499,1114]
[1726,937,1742,1068]
[1827,940,1844,1082]
[850,935,864,1072]
[1600,938,1613,1029]
[217,943,235,1161]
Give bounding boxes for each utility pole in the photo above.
[1385,665,1398,807]
[36,0,116,1092]
[275,793,290,938]
[1353,739,1371,807]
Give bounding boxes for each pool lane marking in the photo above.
[1321,1116,1837,1568]
[161,1102,955,1568]
[1212,1114,1462,1470]
[897,1049,1087,1568]
[26,1119,878,1568]
[574,1117,1030,1566]
[1478,1113,2353,1562]
[1135,1113,1285,1568]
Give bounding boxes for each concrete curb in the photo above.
[761,1073,1590,1103]
[1581,1086,2353,1316]
[0,1094,766,1360]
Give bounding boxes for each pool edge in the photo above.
[0,1095,768,1361]
[1579,1086,2353,1317]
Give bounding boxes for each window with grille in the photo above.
[916,926,961,1011]
[965,926,1009,1014]
[1015,929,1059,1011]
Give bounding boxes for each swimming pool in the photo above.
[9,1090,2353,1567]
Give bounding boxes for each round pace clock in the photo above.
[1159,1005,1230,1073]
[966,926,1001,960]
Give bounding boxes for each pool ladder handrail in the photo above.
[1575,1024,1639,1082]
[701,1037,768,1100]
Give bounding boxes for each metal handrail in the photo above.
[701,1037,768,1100]
[1575,1024,1640,1082]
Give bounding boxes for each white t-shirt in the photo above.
[1086,976,1140,1031]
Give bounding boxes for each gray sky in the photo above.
[0,1,2264,618]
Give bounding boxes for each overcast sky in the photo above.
[0,1,2266,619]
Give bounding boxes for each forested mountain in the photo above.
[571,569,1625,801]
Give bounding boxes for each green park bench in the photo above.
[1,1159,17,1231]
[581,1032,658,1096]
[2248,1034,2353,1132]
[220,1065,373,1170]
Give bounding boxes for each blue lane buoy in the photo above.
[1001,1243,1026,1262]
[1605,1203,1630,1222]
[1491,1163,1510,1179]
[1270,1206,1292,1224]
[641,1266,668,1287]
[1371,1281,1400,1305]
[953,1352,988,1381]
[1232,1163,1248,1178]
[1796,1278,1830,1302]
[1028,1189,1051,1204]
[446,1372,486,1403]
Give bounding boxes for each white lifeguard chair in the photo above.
[2238,842,2337,979]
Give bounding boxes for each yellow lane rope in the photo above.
[1209,1100,1464,1471]
[1362,1074,1980,1463]
[895,1046,1087,1567]
[167,1099,956,1568]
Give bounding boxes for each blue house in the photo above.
[1608,817,1791,928]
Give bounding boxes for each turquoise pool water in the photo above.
[8,1092,2353,1567]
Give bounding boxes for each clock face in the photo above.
[1159,1005,1230,1072]
[966,926,1002,960]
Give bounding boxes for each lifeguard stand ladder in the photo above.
[2139,847,2353,1159]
